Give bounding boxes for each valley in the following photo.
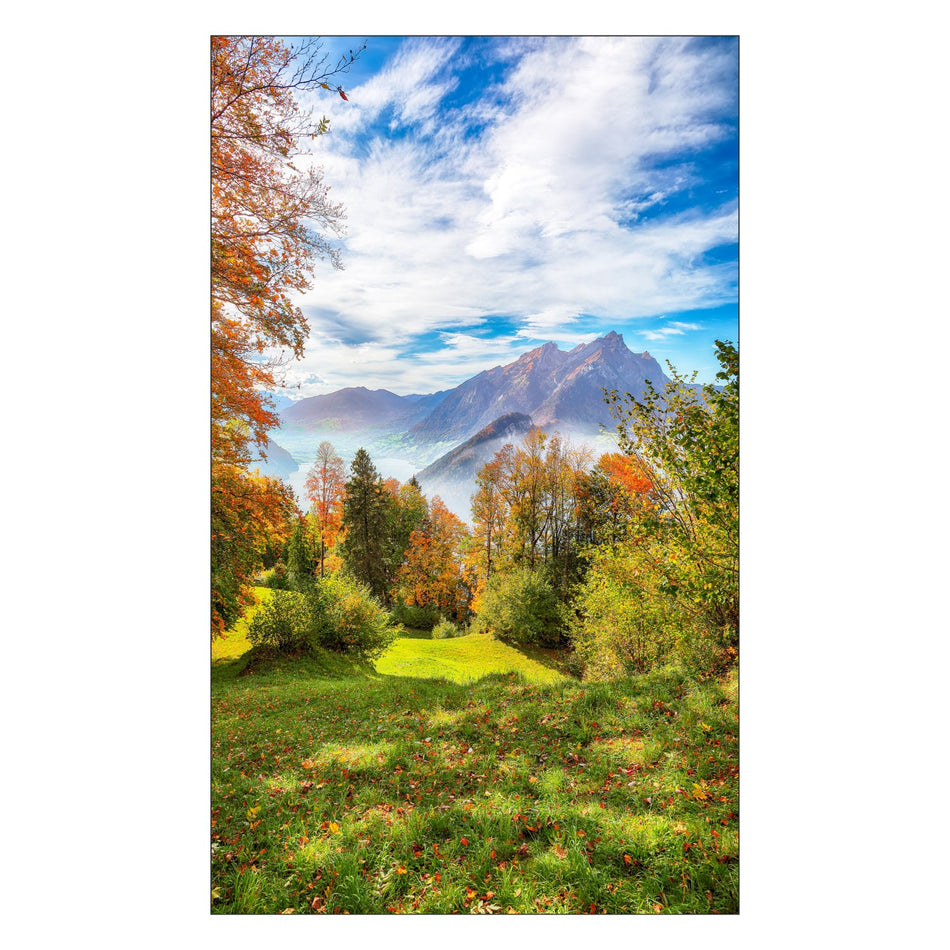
[254,332,669,519]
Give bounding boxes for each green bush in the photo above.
[471,567,563,647]
[571,541,716,679]
[391,599,441,631]
[257,563,290,590]
[246,589,311,652]
[431,618,458,640]
[308,574,397,660]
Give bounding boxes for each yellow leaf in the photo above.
[211,887,221,900]
[329,821,340,834]
[246,806,261,820]
[692,783,708,801]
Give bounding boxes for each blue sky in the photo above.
[281,36,738,396]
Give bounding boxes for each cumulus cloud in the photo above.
[287,36,737,396]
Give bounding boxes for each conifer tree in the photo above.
[340,449,394,603]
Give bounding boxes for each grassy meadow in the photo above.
[211,610,738,915]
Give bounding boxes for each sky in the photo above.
[278,35,738,398]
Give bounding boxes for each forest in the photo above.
[211,35,738,915]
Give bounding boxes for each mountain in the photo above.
[415,412,535,514]
[267,332,673,518]
[280,387,412,429]
[249,438,299,478]
[408,332,669,445]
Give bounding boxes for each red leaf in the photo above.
[338,87,348,100]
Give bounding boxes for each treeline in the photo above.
[239,339,737,678]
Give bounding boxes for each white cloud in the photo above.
[290,36,737,394]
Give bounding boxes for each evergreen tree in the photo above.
[286,519,314,587]
[340,449,394,603]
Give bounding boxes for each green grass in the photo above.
[375,631,567,685]
[212,587,272,664]
[211,622,738,915]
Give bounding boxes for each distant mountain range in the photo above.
[409,331,668,446]
[267,332,672,518]
[280,386,449,433]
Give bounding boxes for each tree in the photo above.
[572,340,739,676]
[470,456,507,586]
[211,466,297,633]
[395,496,472,622]
[340,449,395,603]
[604,340,738,638]
[211,35,361,463]
[286,517,317,586]
[305,440,346,576]
[210,36,360,635]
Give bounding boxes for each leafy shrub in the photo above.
[257,563,290,590]
[431,618,459,640]
[391,599,441,631]
[246,589,311,652]
[571,541,716,679]
[308,574,397,660]
[471,567,563,647]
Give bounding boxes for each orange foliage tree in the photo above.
[396,497,473,622]
[305,440,346,575]
[211,36,360,634]
[576,452,657,546]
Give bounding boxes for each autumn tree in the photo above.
[469,456,508,587]
[211,466,298,632]
[604,340,739,637]
[577,452,656,546]
[305,440,346,576]
[395,496,473,622]
[573,341,739,677]
[210,36,360,634]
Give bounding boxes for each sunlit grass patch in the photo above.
[212,587,271,663]
[305,741,391,770]
[375,632,567,685]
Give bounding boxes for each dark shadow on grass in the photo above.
[237,646,381,680]
[506,641,580,679]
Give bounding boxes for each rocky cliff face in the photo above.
[409,332,669,444]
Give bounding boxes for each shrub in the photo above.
[571,541,716,679]
[471,567,563,647]
[246,589,311,653]
[257,563,290,590]
[431,618,458,640]
[391,599,441,631]
[308,574,397,660]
